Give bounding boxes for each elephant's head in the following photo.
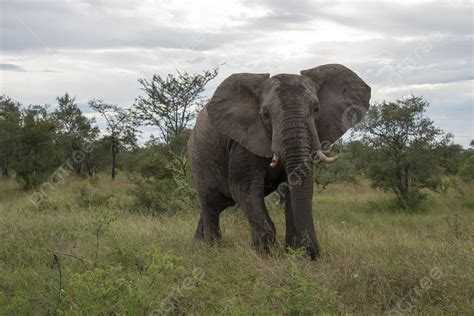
[207,64,371,259]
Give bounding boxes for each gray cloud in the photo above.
[0,63,26,71]
[0,63,60,73]
[242,0,319,16]
[238,0,331,32]
[342,35,473,86]
[0,0,247,52]
[323,2,473,36]
[241,12,314,31]
[0,0,472,146]
[242,0,473,36]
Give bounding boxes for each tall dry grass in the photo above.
[0,176,472,314]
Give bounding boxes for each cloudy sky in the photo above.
[1,0,473,146]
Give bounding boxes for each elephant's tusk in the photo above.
[270,153,279,168]
[316,149,338,163]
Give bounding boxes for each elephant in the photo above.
[187,64,371,259]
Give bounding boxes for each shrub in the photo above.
[355,95,450,210]
[130,146,198,214]
[313,142,358,192]
[65,265,134,313]
[74,186,111,208]
[15,106,62,189]
[130,177,178,213]
[130,173,198,214]
[458,154,474,183]
[263,250,341,314]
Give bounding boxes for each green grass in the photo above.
[0,176,473,314]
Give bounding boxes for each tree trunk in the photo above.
[111,139,116,181]
[1,157,9,178]
[72,141,82,176]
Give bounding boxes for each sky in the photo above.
[1,0,473,146]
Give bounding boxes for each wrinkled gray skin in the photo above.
[188,64,371,259]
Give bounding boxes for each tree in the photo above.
[16,105,62,189]
[346,140,371,174]
[435,141,464,175]
[82,137,112,177]
[355,95,448,209]
[0,96,21,178]
[134,68,219,144]
[52,93,98,176]
[133,68,219,176]
[313,141,358,192]
[89,100,137,180]
[458,140,474,182]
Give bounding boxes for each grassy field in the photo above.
[0,176,473,314]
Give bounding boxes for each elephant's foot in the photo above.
[285,235,320,260]
[193,219,206,240]
[251,223,276,254]
[194,217,222,244]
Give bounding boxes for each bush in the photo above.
[74,186,111,208]
[132,175,197,214]
[458,154,474,183]
[131,177,177,213]
[59,246,184,314]
[313,142,358,192]
[15,106,62,189]
[263,250,341,314]
[355,96,450,210]
[127,137,198,214]
[65,265,135,314]
[130,159,198,214]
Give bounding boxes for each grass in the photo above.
[0,175,473,314]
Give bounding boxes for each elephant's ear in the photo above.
[207,73,272,157]
[300,64,371,148]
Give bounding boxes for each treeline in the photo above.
[0,67,473,211]
[0,93,137,188]
[0,68,218,187]
[315,95,473,209]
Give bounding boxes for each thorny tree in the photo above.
[53,93,98,176]
[0,95,21,178]
[133,67,219,174]
[355,95,448,209]
[89,100,137,180]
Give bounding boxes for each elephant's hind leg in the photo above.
[194,190,234,243]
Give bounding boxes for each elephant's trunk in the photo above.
[278,116,320,259]
[285,154,320,259]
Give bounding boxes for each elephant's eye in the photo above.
[311,101,320,115]
[262,109,270,120]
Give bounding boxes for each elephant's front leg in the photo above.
[228,145,276,253]
[238,191,276,252]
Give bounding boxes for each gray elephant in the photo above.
[187,64,370,259]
